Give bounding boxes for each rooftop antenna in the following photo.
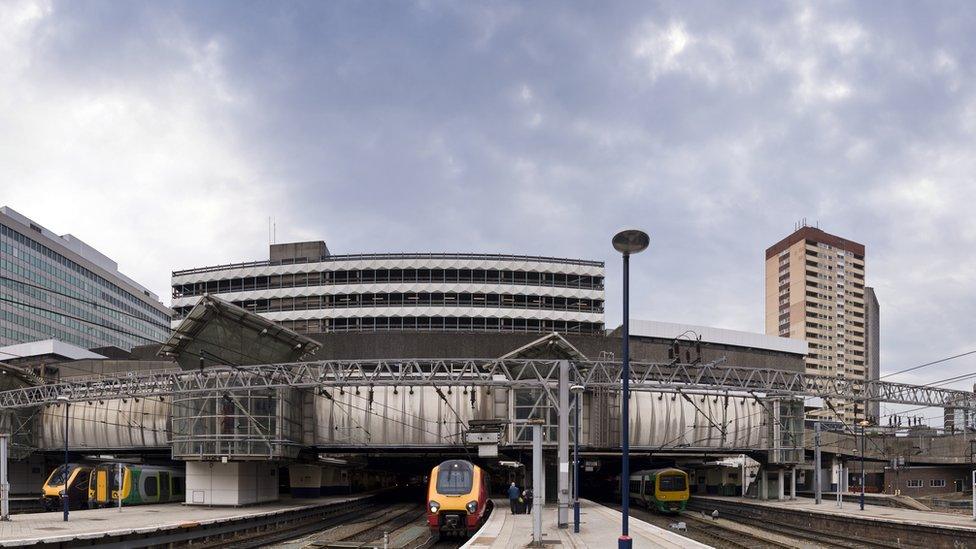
[268,217,272,246]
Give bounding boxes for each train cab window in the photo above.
[48,464,75,486]
[436,461,473,495]
[144,476,158,497]
[660,475,687,492]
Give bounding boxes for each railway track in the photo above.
[609,502,791,549]
[686,499,896,549]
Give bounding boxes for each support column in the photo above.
[814,422,822,504]
[0,434,8,521]
[532,423,544,547]
[557,360,569,528]
[777,469,784,500]
[741,455,746,497]
[759,469,767,500]
[790,468,796,500]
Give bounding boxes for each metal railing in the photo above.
[173,252,605,276]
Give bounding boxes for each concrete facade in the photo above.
[171,243,606,335]
[185,461,278,506]
[765,226,868,420]
[864,287,880,423]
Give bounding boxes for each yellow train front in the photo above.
[629,468,690,513]
[426,460,491,537]
[41,463,92,511]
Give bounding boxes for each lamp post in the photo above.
[859,419,870,510]
[570,384,584,533]
[612,229,649,549]
[56,395,69,522]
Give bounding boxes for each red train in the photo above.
[426,459,492,537]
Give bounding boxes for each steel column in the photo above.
[532,424,543,546]
[619,252,632,549]
[814,421,822,504]
[557,360,569,528]
[0,434,8,521]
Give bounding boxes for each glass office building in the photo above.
[0,206,171,350]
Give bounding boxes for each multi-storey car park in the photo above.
[171,240,606,335]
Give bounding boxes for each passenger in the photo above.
[508,482,520,514]
[523,488,533,514]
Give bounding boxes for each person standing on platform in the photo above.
[523,487,533,514]
[508,482,521,514]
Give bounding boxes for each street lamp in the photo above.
[570,384,584,533]
[56,395,69,522]
[859,419,870,510]
[612,229,649,549]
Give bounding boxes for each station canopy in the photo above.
[497,332,588,361]
[158,294,321,369]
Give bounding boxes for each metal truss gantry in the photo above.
[0,358,973,411]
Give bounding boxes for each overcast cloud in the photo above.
[2,1,974,408]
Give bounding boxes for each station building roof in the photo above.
[158,294,321,369]
[624,319,808,356]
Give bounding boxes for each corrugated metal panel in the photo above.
[35,398,170,450]
[630,392,764,449]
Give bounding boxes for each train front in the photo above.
[426,460,486,536]
[41,464,89,511]
[655,469,690,512]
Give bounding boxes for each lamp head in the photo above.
[56,395,69,403]
[570,384,585,395]
[612,229,649,254]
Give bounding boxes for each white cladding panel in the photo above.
[313,386,482,446]
[173,257,604,285]
[36,398,170,450]
[171,282,602,309]
[629,392,764,448]
[185,462,278,506]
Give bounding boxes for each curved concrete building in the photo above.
[171,241,605,335]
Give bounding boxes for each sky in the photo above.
[1,1,974,405]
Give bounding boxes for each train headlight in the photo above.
[429,501,440,513]
[466,500,478,514]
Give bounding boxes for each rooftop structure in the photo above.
[171,241,605,335]
[0,206,172,350]
[627,319,808,356]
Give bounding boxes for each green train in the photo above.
[87,464,185,508]
[628,468,690,513]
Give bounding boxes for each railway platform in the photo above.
[691,494,976,547]
[0,494,369,547]
[462,499,709,548]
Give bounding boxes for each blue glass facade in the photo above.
[0,218,171,350]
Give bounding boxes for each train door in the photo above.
[96,469,108,503]
[160,472,171,501]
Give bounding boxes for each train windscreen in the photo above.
[48,464,75,486]
[659,474,686,492]
[436,462,473,495]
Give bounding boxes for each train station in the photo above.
[1,239,975,548]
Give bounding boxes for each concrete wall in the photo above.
[8,454,46,495]
[308,331,807,373]
[185,462,278,506]
[320,466,350,495]
[884,465,970,497]
[289,464,322,498]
